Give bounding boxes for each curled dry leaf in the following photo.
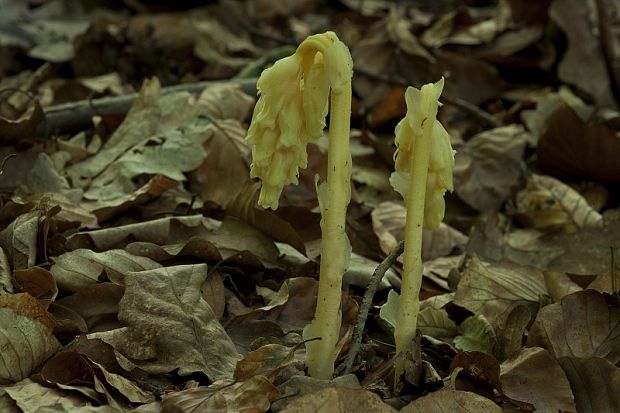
[280,386,396,413]
[538,102,620,183]
[500,347,576,413]
[449,351,501,391]
[515,174,603,232]
[194,118,252,209]
[0,96,44,144]
[454,256,547,328]
[558,357,620,413]
[126,237,222,263]
[162,375,278,413]
[543,271,582,302]
[51,249,161,291]
[371,201,467,261]
[400,389,501,412]
[2,379,101,412]
[527,290,620,364]
[0,209,39,270]
[200,83,255,122]
[234,343,295,381]
[0,293,60,384]
[453,125,527,212]
[352,11,435,110]
[13,266,58,300]
[66,78,214,203]
[56,283,125,332]
[550,0,616,106]
[0,247,13,294]
[40,350,155,406]
[114,264,240,380]
[87,175,179,223]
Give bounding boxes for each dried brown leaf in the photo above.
[0,209,39,269]
[0,293,60,384]
[280,387,395,413]
[453,125,527,211]
[0,97,43,144]
[538,103,620,183]
[162,375,278,413]
[371,201,467,261]
[500,347,576,413]
[550,0,616,106]
[50,249,161,291]
[558,357,620,413]
[56,283,124,332]
[13,266,58,301]
[454,256,547,328]
[0,248,12,294]
[401,389,501,412]
[66,215,220,251]
[515,174,603,232]
[2,379,110,412]
[234,343,295,381]
[114,264,240,380]
[194,118,252,208]
[526,290,620,363]
[543,271,582,302]
[202,271,226,321]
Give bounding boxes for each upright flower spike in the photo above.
[245,32,353,379]
[390,78,455,380]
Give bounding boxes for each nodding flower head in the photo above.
[390,78,455,228]
[246,32,351,210]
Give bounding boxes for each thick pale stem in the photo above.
[393,122,433,379]
[305,81,352,379]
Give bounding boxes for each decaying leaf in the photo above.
[234,343,295,381]
[13,266,58,300]
[66,78,214,204]
[453,125,527,211]
[401,389,501,412]
[109,264,239,380]
[558,357,620,413]
[55,283,124,332]
[454,256,547,328]
[0,248,13,294]
[454,315,502,359]
[515,174,603,232]
[527,290,620,363]
[280,386,396,413]
[0,293,60,384]
[550,0,616,106]
[0,209,40,270]
[537,102,620,183]
[2,379,107,412]
[50,249,161,291]
[162,375,278,413]
[371,201,467,261]
[500,347,576,412]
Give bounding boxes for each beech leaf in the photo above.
[527,290,620,363]
[113,264,240,380]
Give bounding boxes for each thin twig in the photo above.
[339,240,405,375]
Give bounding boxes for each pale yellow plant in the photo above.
[389,78,455,379]
[245,31,353,379]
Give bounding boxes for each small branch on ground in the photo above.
[39,78,258,137]
[338,240,405,376]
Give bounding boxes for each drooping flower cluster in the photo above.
[246,34,347,209]
[390,78,455,228]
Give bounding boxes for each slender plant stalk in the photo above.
[305,78,352,379]
[393,121,433,379]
